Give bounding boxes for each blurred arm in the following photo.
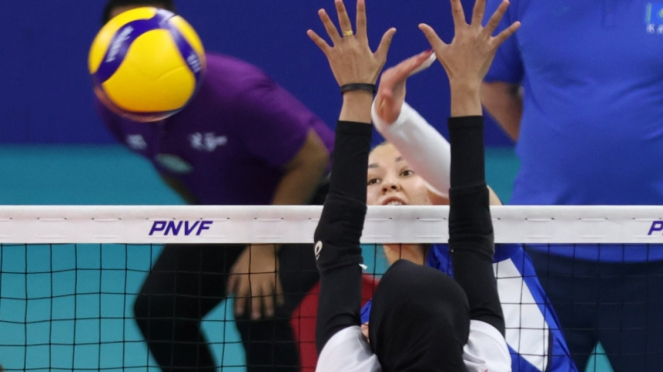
[271,128,329,205]
[481,80,523,142]
[159,173,198,205]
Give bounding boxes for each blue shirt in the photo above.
[486,0,663,206]
[362,244,577,372]
[485,0,663,261]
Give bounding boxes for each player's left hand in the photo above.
[374,50,435,124]
[307,0,396,86]
[227,244,285,320]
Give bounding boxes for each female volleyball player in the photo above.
[308,0,518,369]
[359,41,578,372]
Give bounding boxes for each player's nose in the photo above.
[381,177,401,193]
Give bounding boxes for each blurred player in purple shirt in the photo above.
[97,1,335,371]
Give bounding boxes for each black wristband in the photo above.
[340,83,376,95]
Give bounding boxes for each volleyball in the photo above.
[88,7,206,122]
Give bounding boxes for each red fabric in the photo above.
[290,275,379,371]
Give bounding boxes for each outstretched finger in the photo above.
[356,0,368,40]
[226,273,237,296]
[450,0,467,29]
[251,284,262,320]
[374,28,397,65]
[492,20,520,47]
[418,24,448,53]
[483,0,510,37]
[234,277,250,316]
[318,9,342,44]
[471,0,487,28]
[261,281,275,318]
[307,29,331,55]
[335,0,354,37]
[275,276,285,307]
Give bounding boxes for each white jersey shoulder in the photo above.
[316,326,381,372]
[464,320,512,372]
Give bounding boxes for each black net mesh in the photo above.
[1,243,662,371]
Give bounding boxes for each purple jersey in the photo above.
[97,53,334,205]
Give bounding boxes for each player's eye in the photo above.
[367,178,380,186]
[400,169,415,177]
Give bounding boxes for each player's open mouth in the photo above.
[381,198,407,206]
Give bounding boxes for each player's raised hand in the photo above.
[307,0,396,87]
[419,0,520,91]
[374,50,435,124]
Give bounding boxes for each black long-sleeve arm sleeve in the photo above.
[448,116,505,336]
[313,121,372,355]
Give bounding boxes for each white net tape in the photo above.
[2,205,663,244]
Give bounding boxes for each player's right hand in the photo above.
[418,0,520,91]
[374,50,435,124]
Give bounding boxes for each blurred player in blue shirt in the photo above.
[481,0,663,370]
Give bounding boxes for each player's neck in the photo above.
[383,243,426,266]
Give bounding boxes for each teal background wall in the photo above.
[0,145,518,206]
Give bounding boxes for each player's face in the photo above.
[109,3,167,20]
[367,143,433,206]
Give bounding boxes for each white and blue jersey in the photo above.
[361,244,578,372]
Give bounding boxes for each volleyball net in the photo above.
[2,205,663,371]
